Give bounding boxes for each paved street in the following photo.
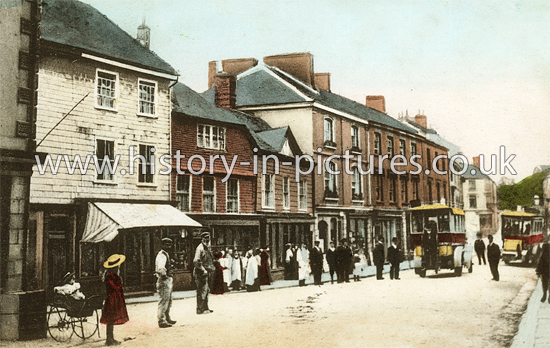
[1,262,538,348]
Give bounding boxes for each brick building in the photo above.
[202,52,450,260]
[171,79,314,279]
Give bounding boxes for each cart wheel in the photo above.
[48,305,73,342]
[454,266,463,277]
[468,263,473,273]
[419,269,426,277]
[73,309,100,339]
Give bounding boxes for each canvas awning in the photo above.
[81,202,202,243]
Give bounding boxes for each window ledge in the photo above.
[324,145,337,151]
[196,146,227,152]
[137,183,157,188]
[93,180,117,185]
[137,112,158,119]
[94,105,117,112]
[352,200,364,205]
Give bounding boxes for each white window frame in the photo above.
[351,125,360,149]
[95,137,116,182]
[197,124,226,151]
[399,139,406,156]
[282,177,290,210]
[374,132,381,154]
[176,175,192,212]
[351,166,363,201]
[387,135,394,157]
[469,194,477,209]
[137,78,158,117]
[95,69,118,111]
[298,180,307,211]
[324,116,335,147]
[138,144,155,185]
[262,174,275,209]
[410,142,417,157]
[226,179,240,214]
[203,177,216,212]
[324,161,338,199]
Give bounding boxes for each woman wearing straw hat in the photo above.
[100,254,129,346]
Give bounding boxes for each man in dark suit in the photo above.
[387,237,401,280]
[335,238,352,283]
[487,235,501,281]
[326,241,336,283]
[309,241,324,285]
[474,234,486,265]
[373,239,385,280]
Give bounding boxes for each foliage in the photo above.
[498,170,548,210]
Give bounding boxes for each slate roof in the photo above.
[203,65,418,134]
[462,164,492,180]
[256,127,289,153]
[172,82,278,153]
[41,0,178,76]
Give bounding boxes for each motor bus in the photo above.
[408,204,473,277]
[500,211,544,265]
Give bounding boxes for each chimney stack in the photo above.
[473,156,480,169]
[137,18,150,49]
[314,73,330,91]
[208,58,258,89]
[414,114,427,128]
[263,52,315,87]
[214,73,236,110]
[365,95,386,113]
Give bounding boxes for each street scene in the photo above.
[0,262,540,348]
[1,0,549,347]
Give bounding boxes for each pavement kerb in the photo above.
[126,261,414,305]
[510,278,542,348]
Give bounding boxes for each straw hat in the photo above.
[103,254,126,269]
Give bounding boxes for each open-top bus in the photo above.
[408,204,473,277]
[501,211,544,265]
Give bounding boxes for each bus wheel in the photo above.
[468,264,473,273]
[454,266,463,276]
[419,269,426,278]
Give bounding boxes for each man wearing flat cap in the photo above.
[194,231,215,314]
[156,237,176,327]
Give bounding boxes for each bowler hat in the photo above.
[103,254,126,269]
[62,272,75,284]
[161,237,173,244]
[201,231,210,239]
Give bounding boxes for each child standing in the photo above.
[100,254,129,346]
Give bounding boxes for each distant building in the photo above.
[462,157,498,239]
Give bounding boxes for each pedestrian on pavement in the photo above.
[100,254,129,346]
[297,242,310,286]
[245,249,261,292]
[387,237,401,280]
[326,241,336,284]
[474,234,486,265]
[291,244,299,280]
[487,235,501,281]
[194,231,215,314]
[155,238,176,328]
[374,239,385,280]
[284,243,294,280]
[231,249,243,291]
[352,253,362,281]
[309,240,324,285]
[223,248,234,292]
[259,247,271,285]
[335,238,352,283]
[536,243,550,303]
[211,251,225,295]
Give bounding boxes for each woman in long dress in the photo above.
[100,254,129,346]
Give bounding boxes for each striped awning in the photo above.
[81,202,202,243]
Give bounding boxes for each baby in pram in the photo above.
[54,272,86,300]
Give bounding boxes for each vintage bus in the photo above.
[500,211,544,265]
[408,204,473,277]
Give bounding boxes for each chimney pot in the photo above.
[473,156,480,169]
[136,19,150,49]
[365,95,386,113]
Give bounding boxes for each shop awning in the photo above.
[81,202,202,243]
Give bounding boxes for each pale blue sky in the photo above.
[81,0,550,183]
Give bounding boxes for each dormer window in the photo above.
[198,124,226,150]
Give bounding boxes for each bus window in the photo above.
[439,214,450,232]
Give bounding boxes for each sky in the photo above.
[81,0,550,184]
